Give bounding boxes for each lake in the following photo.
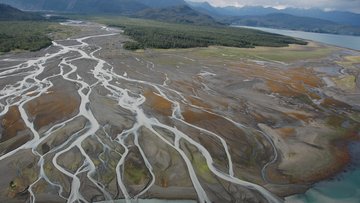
[235,26,360,51]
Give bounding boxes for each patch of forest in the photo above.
[93,17,306,50]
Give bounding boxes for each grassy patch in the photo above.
[125,163,149,185]
[334,75,356,90]
[345,56,360,63]
[192,44,334,62]
[83,16,306,50]
[336,55,360,69]
[192,153,217,183]
[47,23,81,40]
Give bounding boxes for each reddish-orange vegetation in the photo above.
[276,127,296,139]
[0,106,28,142]
[266,164,293,187]
[267,81,299,97]
[308,92,322,100]
[287,112,312,123]
[188,96,211,109]
[250,111,272,123]
[144,90,172,116]
[277,125,358,185]
[230,63,322,98]
[287,68,321,87]
[160,176,168,188]
[182,108,255,168]
[295,146,350,184]
[25,90,79,130]
[188,95,229,110]
[265,144,351,186]
[321,98,352,109]
[182,108,218,123]
[266,67,321,98]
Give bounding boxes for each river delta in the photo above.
[0,21,359,203]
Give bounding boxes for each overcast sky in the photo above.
[189,0,360,13]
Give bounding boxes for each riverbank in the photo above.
[234,26,360,51]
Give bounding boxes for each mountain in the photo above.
[0,3,44,20]
[66,0,148,14]
[0,0,185,13]
[136,0,186,8]
[133,5,221,26]
[187,3,278,17]
[187,2,360,26]
[186,1,220,16]
[283,8,360,27]
[0,0,215,26]
[230,13,360,36]
[0,0,149,14]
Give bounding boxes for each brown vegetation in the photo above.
[187,96,211,109]
[25,90,79,130]
[182,108,218,124]
[1,106,27,143]
[266,68,321,97]
[144,90,172,116]
[321,98,352,109]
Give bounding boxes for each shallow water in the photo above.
[235,26,360,51]
[314,67,342,76]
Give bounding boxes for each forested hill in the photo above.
[91,17,306,50]
[0,0,216,25]
[229,13,360,36]
[136,0,186,8]
[187,2,360,26]
[133,5,222,26]
[0,0,186,13]
[0,4,44,20]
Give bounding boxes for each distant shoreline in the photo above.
[232,24,360,37]
[233,25,360,51]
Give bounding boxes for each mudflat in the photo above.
[0,21,359,203]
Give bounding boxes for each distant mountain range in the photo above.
[186,1,360,35]
[0,0,220,26]
[133,5,221,26]
[1,0,360,36]
[137,0,186,8]
[228,13,360,36]
[0,0,148,14]
[0,0,186,13]
[0,3,44,20]
[187,1,360,26]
